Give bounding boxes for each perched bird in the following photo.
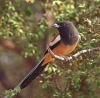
[18,21,80,89]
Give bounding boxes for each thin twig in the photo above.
[64,79,72,92]
[52,74,62,92]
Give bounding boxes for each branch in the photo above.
[48,47,100,62]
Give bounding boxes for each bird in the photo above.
[18,21,80,89]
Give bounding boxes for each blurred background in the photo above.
[0,0,100,98]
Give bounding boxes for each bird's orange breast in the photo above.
[52,40,79,56]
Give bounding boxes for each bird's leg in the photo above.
[48,46,72,62]
[47,47,70,62]
[47,47,64,60]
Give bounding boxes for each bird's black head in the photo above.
[53,21,74,31]
[53,21,79,44]
[53,21,78,35]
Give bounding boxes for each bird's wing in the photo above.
[44,35,61,55]
[49,35,61,47]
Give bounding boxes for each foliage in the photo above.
[0,0,100,98]
[4,86,21,98]
[0,0,47,59]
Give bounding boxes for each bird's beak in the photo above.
[52,23,60,28]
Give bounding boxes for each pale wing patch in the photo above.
[78,34,81,40]
[49,35,61,46]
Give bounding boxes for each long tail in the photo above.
[18,58,48,89]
